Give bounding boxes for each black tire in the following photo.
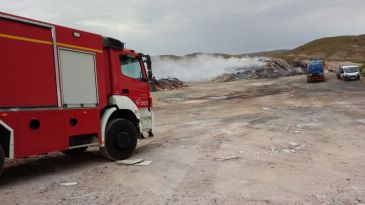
[100,119,138,160]
[62,146,88,155]
[0,144,4,176]
[337,74,340,79]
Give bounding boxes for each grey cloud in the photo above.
[1,0,365,55]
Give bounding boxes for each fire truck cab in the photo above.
[0,12,154,174]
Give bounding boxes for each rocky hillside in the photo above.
[157,34,365,63]
[274,35,365,63]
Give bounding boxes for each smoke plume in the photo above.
[152,54,265,82]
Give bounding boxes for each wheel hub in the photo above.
[114,131,131,150]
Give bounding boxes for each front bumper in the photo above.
[307,74,325,82]
[344,75,360,80]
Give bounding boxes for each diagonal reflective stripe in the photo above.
[0,32,103,53]
[0,33,53,45]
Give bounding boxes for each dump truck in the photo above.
[0,12,154,175]
[307,59,325,82]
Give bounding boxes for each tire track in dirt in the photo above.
[166,129,229,204]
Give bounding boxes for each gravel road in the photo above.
[1,73,365,205]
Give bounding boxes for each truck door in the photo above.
[119,55,149,108]
[340,67,344,79]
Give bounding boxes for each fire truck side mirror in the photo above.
[145,55,153,81]
[146,55,152,70]
[140,54,153,81]
[148,70,153,81]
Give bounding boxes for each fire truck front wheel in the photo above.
[0,144,4,176]
[101,119,138,160]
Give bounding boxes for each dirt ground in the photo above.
[1,72,365,205]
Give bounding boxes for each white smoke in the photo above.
[152,54,265,82]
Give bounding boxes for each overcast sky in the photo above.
[1,0,365,55]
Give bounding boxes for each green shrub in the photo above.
[359,64,365,72]
[361,69,365,77]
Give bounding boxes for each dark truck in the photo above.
[307,59,325,82]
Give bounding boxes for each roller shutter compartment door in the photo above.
[59,49,98,108]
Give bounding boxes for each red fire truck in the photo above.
[0,12,154,174]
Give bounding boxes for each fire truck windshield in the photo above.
[120,56,143,80]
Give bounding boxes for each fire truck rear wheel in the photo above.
[62,146,88,155]
[0,144,4,176]
[101,119,138,160]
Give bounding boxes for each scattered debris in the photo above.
[296,122,318,128]
[209,96,228,100]
[280,142,304,154]
[213,58,307,82]
[151,77,188,91]
[39,183,57,193]
[59,182,78,186]
[289,142,299,146]
[288,142,300,150]
[282,149,291,154]
[135,160,153,166]
[215,156,240,161]
[115,159,152,166]
[68,193,97,200]
[116,159,144,165]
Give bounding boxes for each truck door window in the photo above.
[120,56,143,80]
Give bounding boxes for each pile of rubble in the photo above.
[214,58,306,82]
[151,77,188,91]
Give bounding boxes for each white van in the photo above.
[337,65,361,81]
